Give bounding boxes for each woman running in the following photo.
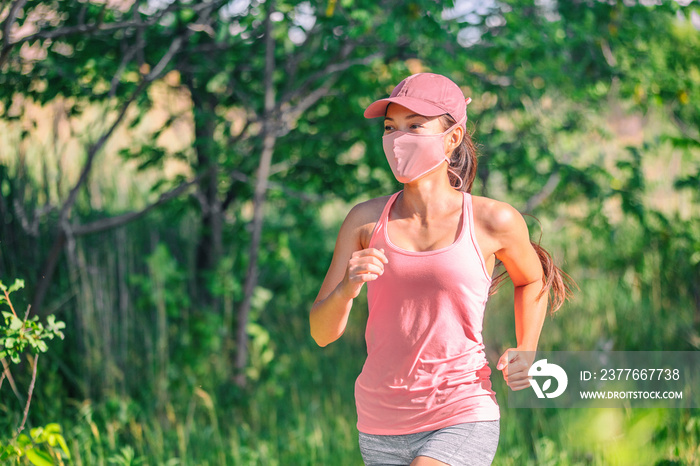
[310,72,572,466]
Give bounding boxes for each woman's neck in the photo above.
[399,171,461,220]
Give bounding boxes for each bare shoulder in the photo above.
[344,194,393,249]
[346,195,391,224]
[471,195,527,237]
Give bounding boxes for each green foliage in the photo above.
[0,280,65,363]
[0,279,25,295]
[0,423,71,466]
[107,446,145,466]
[0,311,65,364]
[0,281,69,465]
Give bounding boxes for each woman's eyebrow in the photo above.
[383,114,428,121]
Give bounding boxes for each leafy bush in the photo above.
[0,279,69,465]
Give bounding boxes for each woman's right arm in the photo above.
[310,204,388,347]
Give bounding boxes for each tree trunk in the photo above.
[187,83,223,304]
[31,231,66,317]
[234,0,277,387]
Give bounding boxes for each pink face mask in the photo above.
[382,116,466,188]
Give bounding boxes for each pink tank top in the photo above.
[355,190,500,435]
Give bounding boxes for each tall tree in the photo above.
[0,0,465,387]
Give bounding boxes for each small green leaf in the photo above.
[29,426,44,441]
[46,315,66,339]
[44,423,61,434]
[9,316,22,331]
[25,448,53,466]
[8,279,25,294]
[57,435,71,459]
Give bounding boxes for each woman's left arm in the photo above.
[487,202,548,391]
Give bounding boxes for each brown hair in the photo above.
[439,115,575,314]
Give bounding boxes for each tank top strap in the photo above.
[368,191,402,250]
[463,192,492,282]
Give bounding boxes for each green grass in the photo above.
[38,376,698,465]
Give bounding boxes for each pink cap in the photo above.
[364,73,471,124]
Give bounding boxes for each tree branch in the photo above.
[33,2,224,316]
[276,45,381,112]
[0,0,27,68]
[278,76,339,137]
[108,36,143,98]
[524,170,561,213]
[2,287,17,319]
[144,33,188,83]
[0,357,24,407]
[72,174,202,236]
[523,151,573,213]
[17,353,38,435]
[8,2,187,45]
[227,114,254,147]
[668,108,700,146]
[225,170,326,206]
[0,1,221,69]
[12,199,53,237]
[59,20,197,226]
[58,80,148,227]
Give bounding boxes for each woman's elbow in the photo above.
[309,319,340,347]
[313,335,331,347]
[310,328,337,347]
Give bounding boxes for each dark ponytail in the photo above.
[490,241,576,314]
[530,241,576,314]
[440,115,576,314]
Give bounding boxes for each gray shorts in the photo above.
[358,420,499,466]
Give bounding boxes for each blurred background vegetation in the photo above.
[0,0,699,464]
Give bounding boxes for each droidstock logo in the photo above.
[528,359,568,398]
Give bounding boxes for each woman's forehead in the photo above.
[385,103,436,120]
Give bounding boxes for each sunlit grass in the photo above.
[46,376,698,465]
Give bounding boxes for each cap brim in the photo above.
[363,96,447,119]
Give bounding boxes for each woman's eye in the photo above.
[384,125,393,131]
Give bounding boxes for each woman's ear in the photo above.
[446,126,464,153]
